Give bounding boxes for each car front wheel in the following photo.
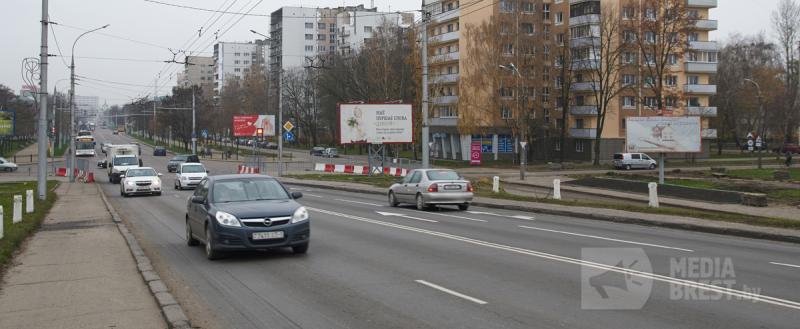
[388,192,399,207]
[186,219,199,246]
[205,226,222,260]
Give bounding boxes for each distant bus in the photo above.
[76,135,96,157]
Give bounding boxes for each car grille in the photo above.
[241,216,291,227]
[136,181,152,186]
[189,177,203,180]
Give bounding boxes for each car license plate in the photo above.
[444,185,461,190]
[136,188,150,191]
[252,231,284,240]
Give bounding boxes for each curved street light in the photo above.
[743,78,765,169]
[68,24,109,182]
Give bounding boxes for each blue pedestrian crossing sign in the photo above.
[284,131,295,142]
[201,129,208,139]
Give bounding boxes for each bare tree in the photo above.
[772,0,800,143]
[555,29,574,164]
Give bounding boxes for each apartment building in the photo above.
[178,56,214,94]
[212,41,269,93]
[424,0,718,162]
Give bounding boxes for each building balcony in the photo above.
[686,106,718,117]
[432,95,459,104]
[433,8,460,23]
[572,59,599,70]
[684,84,717,94]
[570,128,598,139]
[570,0,599,4]
[571,81,598,92]
[702,128,718,139]
[569,14,600,27]
[685,61,718,73]
[570,105,599,116]
[429,73,459,84]
[429,31,459,45]
[693,19,718,31]
[570,36,600,48]
[689,41,719,51]
[687,0,717,8]
[431,52,460,63]
[430,117,458,127]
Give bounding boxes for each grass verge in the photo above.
[0,181,59,271]
[726,168,799,181]
[286,174,800,230]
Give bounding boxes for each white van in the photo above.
[613,153,657,170]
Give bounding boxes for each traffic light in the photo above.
[256,128,264,137]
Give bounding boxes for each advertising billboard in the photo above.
[339,103,413,144]
[626,117,701,153]
[232,115,275,137]
[0,110,15,136]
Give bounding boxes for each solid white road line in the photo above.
[518,225,694,252]
[304,193,323,198]
[309,207,800,311]
[424,212,487,222]
[376,211,438,223]
[336,199,384,207]
[467,211,535,221]
[770,262,800,269]
[415,280,488,305]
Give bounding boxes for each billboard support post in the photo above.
[659,153,665,184]
[368,144,386,176]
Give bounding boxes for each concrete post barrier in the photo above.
[13,195,22,223]
[648,183,659,208]
[26,190,34,213]
[0,206,4,240]
[553,179,562,200]
[492,176,500,193]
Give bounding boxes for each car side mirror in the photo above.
[119,174,125,178]
[191,196,205,204]
[291,192,303,199]
[157,173,163,177]
[206,170,210,174]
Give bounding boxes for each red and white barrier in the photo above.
[314,163,407,176]
[237,165,260,174]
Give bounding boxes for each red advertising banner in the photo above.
[470,141,482,166]
[233,115,276,137]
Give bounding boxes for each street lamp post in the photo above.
[500,63,527,181]
[744,78,765,169]
[68,24,109,183]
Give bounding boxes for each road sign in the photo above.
[284,131,295,142]
[283,121,294,132]
[201,129,208,138]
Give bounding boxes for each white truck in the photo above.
[106,144,142,184]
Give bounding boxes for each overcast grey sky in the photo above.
[0,0,785,106]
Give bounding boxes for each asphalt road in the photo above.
[91,129,800,329]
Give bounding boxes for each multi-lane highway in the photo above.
[93,129,800,329]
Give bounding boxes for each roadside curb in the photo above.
[280,178,800,245]
[96,184,193,329]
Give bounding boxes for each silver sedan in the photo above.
[388,169,473,211]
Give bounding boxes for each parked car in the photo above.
[167,154,200,172]
[112,130,118,135]
[0,157,18,172]
[175,163,208,190]
[153,146,167,156]
[185,174,310,260]
[120,167,162,197]
[388,169,473,211]
[773,143,800,154]
[310,147,326,156]
[322,148,338,158]
[101,142,111,154]
[613,153,657,170]
[264,142,278,150]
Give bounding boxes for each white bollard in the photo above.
[13,195,23,223]
[0,206,4,240]
[553,179,562,200]
[492,176,500,193]
[26,190,34,213]
[648,182,659,208]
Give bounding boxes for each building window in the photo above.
[644,97,658,108]
[234,68,241,72]
[622,74,636,85]
[305,34,313,40]
[500,0,514,12]
[645,31,656,43]
[555,12,563,24]
[364,26,373,33]
[305,22,313,29]
[543,4,550,19]
[668,54,678,65]
[544,108,551,123]
[622,7,635,19]
[319,23,326,29]
[501,105,512,119]
[665,75,677,86]
[555,140,561,151]
[623,30,637,42]
[576,140,585,152]
[305,45,313,52]
[623,96,636,108]
[522,2,534,13]
[575,118,585,129]
[318,34,326,40]
[687,97,701,107]
[522,23,534,34]
[687,75,699,85]
[234,60,240,64]
[556,119,564,129]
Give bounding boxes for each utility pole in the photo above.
[153,78,157,141]
[421,10,430,168]
[37,0,49,199]
[277,70,283,176]
[192,86,197,155]
[744,78,764,169]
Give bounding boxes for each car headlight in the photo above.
[181,176,189,181]
[215,211,241,227]
[125,180,136,186]
[291,206,309,224]
[152,179,161,186]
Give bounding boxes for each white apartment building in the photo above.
[212,40,269,93]
[178,56,214,90]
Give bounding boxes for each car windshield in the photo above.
[426,170,461,181]
[613,154,623,160]
[125,169,156,177]
[212,179,289,203]
[182,165,205,173]
[171,156,187,162]
[114,157,138,166]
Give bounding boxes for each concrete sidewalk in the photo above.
[501,176,800,221]
[279,177,800,244]
[0,183,166,329]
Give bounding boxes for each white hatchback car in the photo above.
[120,167,162,197]
[0,157,18,172]
[174,163,208,190]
